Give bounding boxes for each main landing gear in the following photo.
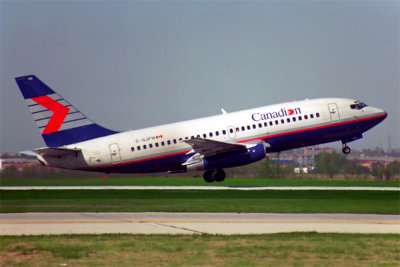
[342,144,351,154]
[203,169,226,183]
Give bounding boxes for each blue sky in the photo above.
[1,1,399,152]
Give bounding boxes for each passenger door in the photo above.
[109,143,121,163]
[328,103,340,122]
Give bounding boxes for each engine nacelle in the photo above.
[185,143,266,171]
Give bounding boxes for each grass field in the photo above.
[1,176,399,187]
[1,233,399,267]
[1,189,398,213]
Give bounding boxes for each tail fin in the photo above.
[15,75,118,147]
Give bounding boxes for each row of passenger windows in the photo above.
[131,113,320,152]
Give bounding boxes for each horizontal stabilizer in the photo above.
[33,147,81,157]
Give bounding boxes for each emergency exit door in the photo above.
[109,143,121,163]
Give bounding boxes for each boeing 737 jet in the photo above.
[15,75,387,182]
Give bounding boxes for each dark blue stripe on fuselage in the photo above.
[92,153,190,174]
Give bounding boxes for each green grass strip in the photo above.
[1,233,399,267]
[1,176,399,186]
[1,189,398,213]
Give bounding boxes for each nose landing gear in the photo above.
[342,144,351,154]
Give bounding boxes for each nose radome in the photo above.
[373,107,387,119]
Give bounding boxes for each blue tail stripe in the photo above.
[31,109,49,115]
[43,124,118,147]
[35,116,52,122]
[67,111,82,116]
[16,75,55,99]
[28,103,40,107]
[63,117,89,124]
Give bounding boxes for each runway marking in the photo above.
[1,220,399,225]
[153,222,206,234]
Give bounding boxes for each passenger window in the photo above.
[252,124,256,129]
[298,116,302,121]
[264,122,268,127]
[149,144,153,148]
[216,131,219,136]
[241,126,245,131]
[143,145,147,149]
[131,147,135,152]
[173,139,177,144]
[287,118,290,123]
[304,115,308,119]
[196,135,200,138]
[269,121,273,126]
[167,140,171,145]
[316,113,320,118]
[179,138,183,142]
[236,127,240,132]
[258,123,262,128]
[161,141,165,146]
[293,117,296,122]
[191,136,194,139]
[155,142,159,147]
[275,120,278,125]
[229,128,234,133]
[247,125,251,130]
[185,137,188,140]
[222,130,226,135]
[137,146,141,151]
[203,134,207,138]
[209,132,213,137]
[281,119,284,124]
[310,114,314,119]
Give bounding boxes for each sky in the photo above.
[1,1,399,152]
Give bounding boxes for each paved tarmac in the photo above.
[1,213,399,235]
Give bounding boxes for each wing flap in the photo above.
[183,138,246,157]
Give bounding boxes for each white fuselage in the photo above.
[51,98,385,173]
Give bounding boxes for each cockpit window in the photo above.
[350,101,368,110]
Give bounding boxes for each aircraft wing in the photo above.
[32,147,81,157]
[183,138,246,157]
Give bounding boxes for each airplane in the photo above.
[15,75,387,182]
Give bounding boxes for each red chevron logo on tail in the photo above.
[32,96,70,134]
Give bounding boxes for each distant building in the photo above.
[0,157,39,172]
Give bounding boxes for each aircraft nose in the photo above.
[378,108,387,117]
[374,107,387,120]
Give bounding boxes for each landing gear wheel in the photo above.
[203,169,226,183]
[342,146,351,154]
[214,169,226,182]
[203,170,215,183]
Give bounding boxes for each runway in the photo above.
[1,212,399,235]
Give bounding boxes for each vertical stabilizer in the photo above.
[15,75,118,147]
